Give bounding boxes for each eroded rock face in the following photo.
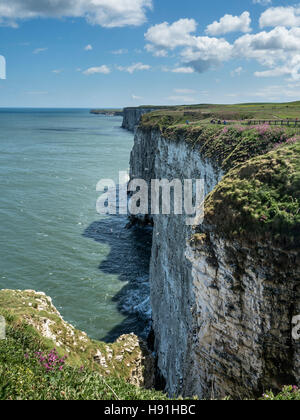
[186,233,300,399]
[122,108,155,132]
[129,127,300,399]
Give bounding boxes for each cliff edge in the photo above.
[0,289,165,400]
[128,107,300,399]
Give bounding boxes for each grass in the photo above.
[139,101,300,129]
[204,140,300,248]
[139,102,300,247]
[0,290,167,400]
[260,386,300,400]
[160,124,299,172]
[0,322,166,400]
[0,291,297,400]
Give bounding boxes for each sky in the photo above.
[1,0,300,107]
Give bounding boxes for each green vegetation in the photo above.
[0,290,297,400]
[162,124,299,172]
[204,141,300,248]
[0,322,166,400]
[140,102,300,247]
[260,386,300,401]
[0,290,167,400]
[140,101,300,129]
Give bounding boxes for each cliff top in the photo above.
[0,289,166,400]
[137,104,300,248]
[140,101,300,129]
[203,140,300,248]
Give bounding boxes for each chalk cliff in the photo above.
[128,111,300,399]
[122,107,156,132]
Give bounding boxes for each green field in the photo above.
[140,101,300,131]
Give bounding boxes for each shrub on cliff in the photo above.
[204,140,300,248]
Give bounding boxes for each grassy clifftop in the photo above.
[0,289,166,400]
[1,292,299,400]
[139,103,300,248]
[205,141,300,248]
[140,101,300,128]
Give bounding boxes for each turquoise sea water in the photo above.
[0,109,151,342]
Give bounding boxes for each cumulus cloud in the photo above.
[234,27,300,59]
[145,14,300,81]
[145,18,232,73]
[145,19,197,50]
[83,65,111,75]
[236,27,300,59]
[84,44,93,51]
[260,6,300,28]
[117,62,150,73]
[0,0,152,28]
[254,55,300,80]
[205,12,252,36]
[235,27,300,80]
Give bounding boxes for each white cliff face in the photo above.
[186,235,300,399]
[129,126,300,399]
[122,108,155,132]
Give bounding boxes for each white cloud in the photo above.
[234,27,300,79]
[234,28,300,70]
[0,0,152,28]
[174,88,196,94]
[260,6,300,28]
[249,83,300,100]
[33,47,48,54]
[112,49,128,55]
[52,69,63,74]
[117,62,150,73]
[132,94,143,100]
[145,44,168,57]
[171,67,195,74]
[145,12,300,81]
[145,18,232,73]
[206,12,252,36]
[83,65,110,75]
[145,19,197,49]
[167,95,196,103]
[84,44,93,51]
[253,0,272,6]
[254,55,300,80]
[230,66,243,77]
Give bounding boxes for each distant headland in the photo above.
[90,109,124,116]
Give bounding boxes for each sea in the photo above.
[0,108,152,342]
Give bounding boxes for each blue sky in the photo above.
[0,0,300,107]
